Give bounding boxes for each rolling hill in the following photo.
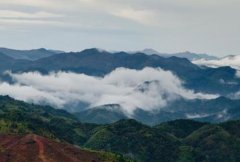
[1,96,240,162]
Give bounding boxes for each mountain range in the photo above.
[0,48,240,125]
[0,47,219,61]
[0,48,238,95]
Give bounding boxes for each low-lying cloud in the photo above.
[0,68,218,115]
[192,55,240,77]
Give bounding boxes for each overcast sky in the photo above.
[0,0,239,56]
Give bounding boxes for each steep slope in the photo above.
[0,95,99,146]
[0,134,100,162]
[0,96,135,161]
[0,134,132,162]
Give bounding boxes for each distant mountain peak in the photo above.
[35,48,47,51]
[81,48,108,53]
[142,48,160,55]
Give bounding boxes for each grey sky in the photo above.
[0,0,239,56]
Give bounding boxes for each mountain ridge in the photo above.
[0,47,62,60]
[133,48,218,61]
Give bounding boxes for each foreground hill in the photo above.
[84,119,180,162]
[0,95,98,146]
[84,119,240,162]
[1,96,240,161]
[0,134,127,162]
[0,96,133,162]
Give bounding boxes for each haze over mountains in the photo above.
[0,47,240,125]
[137,49,218,61]
[0,47,62,60]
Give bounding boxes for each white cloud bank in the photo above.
[0,68,218,114]
[193,55,240,69]
[192,55,240,77]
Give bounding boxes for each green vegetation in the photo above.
[154,119,208,138]
[88,150,136,162]
[178,146,195,162]
[1,96,240,162]
[85,119,180,162]
[0,96,96,144]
